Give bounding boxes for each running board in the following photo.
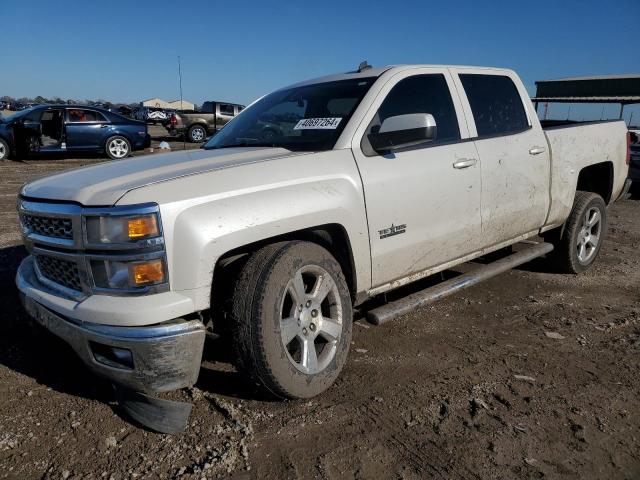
[367,242,554,326]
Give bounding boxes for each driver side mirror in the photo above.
[368,113,437,153]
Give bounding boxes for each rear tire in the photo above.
[544,191,607,273]
[105,135,131,160]
[188,125,207,143]
[229,241,352,399]
[0,138,10,161]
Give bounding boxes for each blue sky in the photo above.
[3,0,639,122]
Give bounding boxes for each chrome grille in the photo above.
[20,213,73,239]
[35,255,82,292]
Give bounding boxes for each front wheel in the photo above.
[105,136,131,160]
[0,138,10,161]
[544,191,607,273]
[230,241,353,399]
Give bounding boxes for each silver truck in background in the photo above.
[167,101,245,142]
[15,64,630,433]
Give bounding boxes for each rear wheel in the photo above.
[229,241,352,399]
[0,138,10,161]
[544,191,606,273]
[105,136,131,160]
[188,125,207,143]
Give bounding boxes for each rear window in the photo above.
[459,74,529,137]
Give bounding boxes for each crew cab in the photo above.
[0,105,150,161]
[15,65,629,432]
[167,101,244,142]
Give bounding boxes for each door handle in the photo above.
[453,158,477,169]
[529,146,546,155]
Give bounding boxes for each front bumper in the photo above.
[17,257,205,394]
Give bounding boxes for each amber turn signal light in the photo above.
[127,215,159,239]
[130,259,165,285]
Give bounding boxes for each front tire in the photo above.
[229,241,353,399]
[188,125,207,143]
[105,136,131,160]
[545,191,607,273]
[0,138,10,161]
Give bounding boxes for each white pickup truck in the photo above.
[16,64,630,432]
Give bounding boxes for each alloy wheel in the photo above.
[576,206,602,263]
[191,127,205,142]
[279,265,343,374]
[108,139,129,158]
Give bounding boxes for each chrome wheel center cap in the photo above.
[299,309,312,328]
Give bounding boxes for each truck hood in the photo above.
[20,147,308,205]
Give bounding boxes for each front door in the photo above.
[351,68,483,287]
[451,69,550,246]
[65,108,110,149]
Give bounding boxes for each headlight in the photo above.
[85,212,161,245]
[91,257,167,290]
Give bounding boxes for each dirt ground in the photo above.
[0,140,638,479]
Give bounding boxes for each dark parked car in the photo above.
[0,105,150,161]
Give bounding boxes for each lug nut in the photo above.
[305,300,312,308]
[297,319,301,326]
[311,309,318,318]
[302,327,308,335]
[309,323,316,331]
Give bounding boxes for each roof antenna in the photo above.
[357,61,372,73]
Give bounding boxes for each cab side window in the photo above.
[368,74,461,149]
[219,104,235,116]
[67,109,105,123]
[459,74,529,137]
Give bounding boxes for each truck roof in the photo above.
[283,64,514,90]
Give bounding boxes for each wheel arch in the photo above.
[210,224,359,315]
[576,161,614,204]
[104,131,133,147]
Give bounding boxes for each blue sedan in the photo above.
[0,105,151,161]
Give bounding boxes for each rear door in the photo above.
[451,69,550,246]
[65,108,110,150]
[351,68,483,287]
[217,103,235,129]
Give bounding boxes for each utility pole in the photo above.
[178,56,184,111]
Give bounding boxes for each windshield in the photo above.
[204,77,377,151]
[3,107,38,122]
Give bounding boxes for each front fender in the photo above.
[118,150,372,311]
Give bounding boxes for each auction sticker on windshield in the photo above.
[294,117,342,130]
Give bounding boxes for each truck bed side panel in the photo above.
[543,120,628,229]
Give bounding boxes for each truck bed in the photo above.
[542,119,629,230]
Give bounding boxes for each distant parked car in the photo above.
[117,105,134,117]
[0,105,150,161]
[133,106,171,125]
[7,102,27,111]
[167,101,245,142]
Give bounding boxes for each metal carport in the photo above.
[532,74,640,120]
